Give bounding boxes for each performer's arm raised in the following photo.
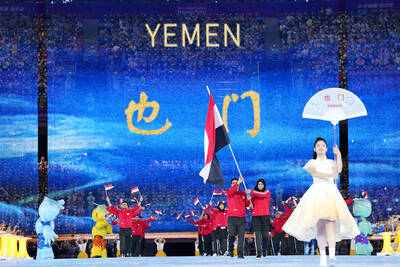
[333,145,342,173]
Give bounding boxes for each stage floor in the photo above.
[1,256,399,266]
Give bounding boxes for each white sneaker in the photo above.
[212,253,217,256]
[320,255,327,267]
[278,252,281,256]
[223,251,230,256]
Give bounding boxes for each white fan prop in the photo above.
[302,88,367,185]
[302,88,367,126]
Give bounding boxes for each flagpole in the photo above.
[206,86,250,194]
[333,123,339,187]
[205,85,251,205]
[132,187,143,202]
[199,200,204,210]
[228,144,249,192]
[209,186,215,204]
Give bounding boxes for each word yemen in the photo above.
[145,23,240,48]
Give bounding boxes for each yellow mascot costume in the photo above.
[91,205,113,258]
[394,224,400,253]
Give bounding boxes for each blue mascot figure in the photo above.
[35,196,65,260]
[352,192,373,255]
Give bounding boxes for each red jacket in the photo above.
[227,184,249,218]
[132,217,156,236]
[142,224,151,237]
[250,190,271,216]
[271,204,292,237]
[270,216,286,236]
[209,205,228,228]
[283,203,294,218]
[106,205,143,228]
[186,218,207,235]
[204,208,217,231]
[188,217,214,235]
[202,217,214,235]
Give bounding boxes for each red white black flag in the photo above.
[199,92,230,187]
[213,189,223,196]
[193,198,200,206]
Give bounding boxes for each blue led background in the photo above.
[0,3,399,235]
[0,12,38,233]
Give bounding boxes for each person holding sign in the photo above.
[282,137,359,266]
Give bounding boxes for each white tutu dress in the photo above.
[282,157,360,242]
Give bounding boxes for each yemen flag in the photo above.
[213,189,222,196]
[155,210,163,216]
[131,186,139,194]
[199,92,230,186]
[104,184,114,191]
[193,198,200,206]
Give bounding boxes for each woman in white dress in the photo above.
[282,137,359,266]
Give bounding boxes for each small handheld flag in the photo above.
[193,198,200,206]
[131,187,139,194]
[183,214,190,219]
[190,210,196,217]
[213,189,222,196]
[175,213,181,220]
[104,184,114,191]
[104,184,114,198]
[154,210,163,216]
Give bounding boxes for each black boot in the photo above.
[228,236,235,257]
